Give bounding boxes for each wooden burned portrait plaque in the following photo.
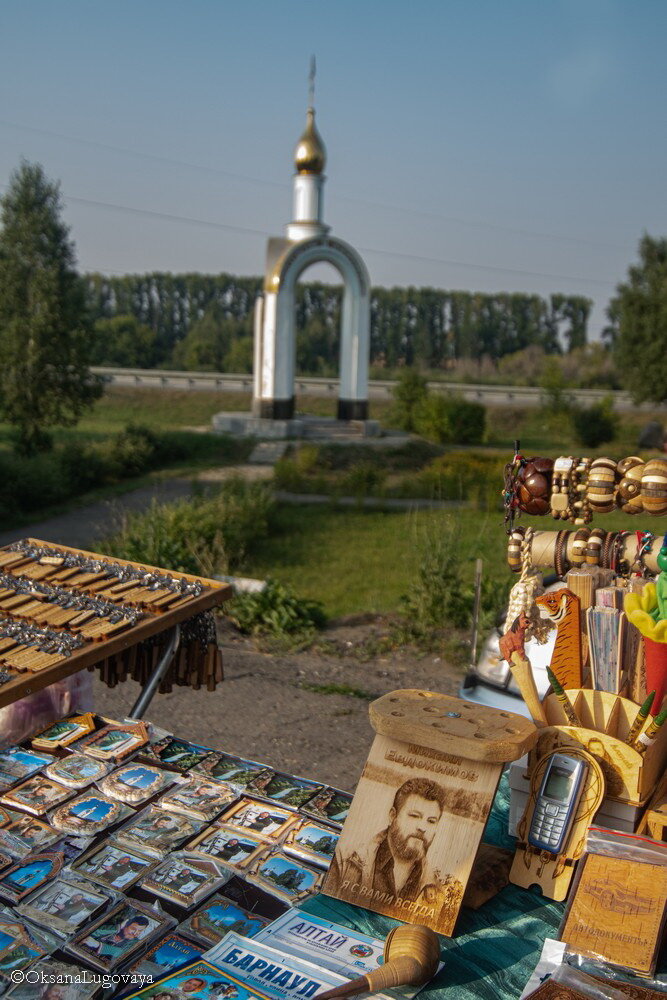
[322,690,537,936]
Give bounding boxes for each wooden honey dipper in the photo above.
[315,926,440,999]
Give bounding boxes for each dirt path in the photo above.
[92,619,464,792]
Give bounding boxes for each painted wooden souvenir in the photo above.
[535,589,583,689]
[586,457,617,514]
[322,690,537,936]
[536,688,667,804]
[560,848,667,977]
[509,747,604,901]
[499,613,548,727]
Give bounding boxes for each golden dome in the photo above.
[294,108,326,175]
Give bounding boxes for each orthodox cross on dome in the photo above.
[308,55,316,109]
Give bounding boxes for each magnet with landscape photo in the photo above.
[217,797,298,841]
[193,752,271,790]
[141,736,214,771]
[32,714,96,750]
[248,852,323,904]
[246,771,324,809]
[0,749,53,788]
[0,851,64,903]
[0,919,46,975]
[46,754,110,789]
[100,763,172,804]
[180,892,270,947]
[51,792,128,835]
[158,776,236,821]
[71,841,154,891]
[283,820,339,868]
[76,722,148,761]
[301,787,353,828]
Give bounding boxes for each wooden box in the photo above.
[530,689,667,806]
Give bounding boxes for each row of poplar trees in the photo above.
[1,159,666,456]
[86,273,592,374]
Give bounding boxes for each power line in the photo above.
[0,179,617,288]
[0,116,633,254]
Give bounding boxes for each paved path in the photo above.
[0,466,272,550]
[1,467,462,551]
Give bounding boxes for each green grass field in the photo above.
[239,504,508,619]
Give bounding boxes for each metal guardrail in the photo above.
[92,367,660,411]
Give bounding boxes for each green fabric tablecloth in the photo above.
[303,774,666,999]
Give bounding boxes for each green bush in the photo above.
[571,398,619,448]
[110,424,161,476]
[341,461,386,499]
[399,517,506,641]
[413,394,486,445]
[100,479,275,576]
[390,370,429,431]
[229,579,326,641]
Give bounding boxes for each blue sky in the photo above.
[1,0,666,340]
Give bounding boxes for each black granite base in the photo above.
[252,396,295,420]
[337,399,369,421]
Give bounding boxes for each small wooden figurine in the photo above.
[499,613,548,727]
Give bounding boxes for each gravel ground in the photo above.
[92,618,465,792]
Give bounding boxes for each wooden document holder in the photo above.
[321,690,538,936]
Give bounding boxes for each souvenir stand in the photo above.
[0,447,666,1000]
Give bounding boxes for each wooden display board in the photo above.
[0,538,232,708]
[322,690,537,936]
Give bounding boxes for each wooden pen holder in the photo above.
[530,689,667,806]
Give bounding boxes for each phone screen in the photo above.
[543,764,573,802]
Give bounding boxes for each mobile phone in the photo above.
[527,753,588,854]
